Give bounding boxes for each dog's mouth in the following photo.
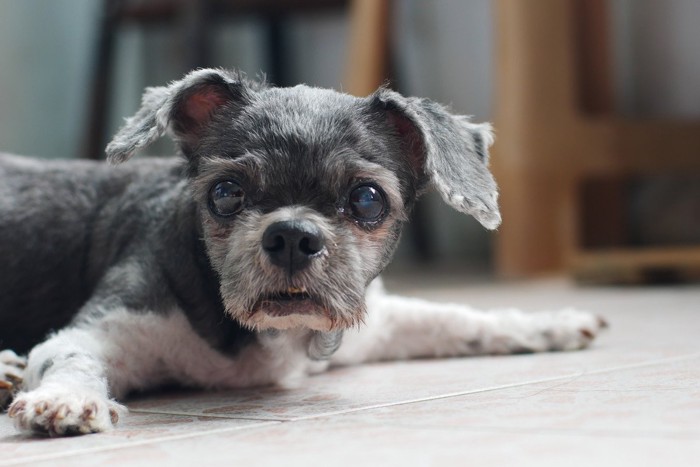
[251,287,322,317]
[268,287,311,301]
[233,283,362,331]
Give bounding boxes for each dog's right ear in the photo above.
[371,89,501,230]
[106,68,251,164]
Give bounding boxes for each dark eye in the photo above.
[209,180,245,217]
[348,184,386,221]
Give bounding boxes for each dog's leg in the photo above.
[7,326,126,436]
[331,280,607,365]
[6,259,183,436]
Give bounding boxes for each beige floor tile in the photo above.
[333,354,700,439]
[20,416,699,467]
[31,355,698,467]
[125,349,663,421]
[0,411,276,466]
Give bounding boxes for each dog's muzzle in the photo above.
[222,212,360,331]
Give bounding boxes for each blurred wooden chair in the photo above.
[493,0,700,282]
[82,0,391,160]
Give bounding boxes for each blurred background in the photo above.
[0,0,698,282]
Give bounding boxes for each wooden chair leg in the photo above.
[343,0,391,96]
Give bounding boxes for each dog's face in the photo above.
[106,69,500,332]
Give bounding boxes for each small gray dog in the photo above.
[0,69,604,436]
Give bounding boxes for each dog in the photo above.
[0,68,605,436]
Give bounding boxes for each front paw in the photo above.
[8,386,125,436]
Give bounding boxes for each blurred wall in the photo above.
[0,0,100,159]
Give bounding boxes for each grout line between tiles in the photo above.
[127,352,700,423]
[127,408,283,422]
[0,421,281,467]
[287,352,700,422]
[362,420,700,441]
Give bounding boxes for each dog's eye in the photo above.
[209,181,245,217]
[348,184,386,221]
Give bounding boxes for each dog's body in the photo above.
[0,69,605,436]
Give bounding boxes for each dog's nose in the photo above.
[262,220,325,273]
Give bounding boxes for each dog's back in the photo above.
[0,154,184,352]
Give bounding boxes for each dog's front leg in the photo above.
[331,279,606,365]
[7,326,126,436]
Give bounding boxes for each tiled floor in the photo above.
[1,277,699,466]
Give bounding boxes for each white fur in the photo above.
[11,331,124,435]
[9,309,317,435]
[332,279,602,364]
[7,278,605,435]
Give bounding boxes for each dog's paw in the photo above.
[484,308,607,355]
[8,386,125,436]
[534,308,608,351]
[0,350,26,409]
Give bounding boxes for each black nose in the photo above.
[262,220,325,273]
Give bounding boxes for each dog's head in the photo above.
[106,68,499,332]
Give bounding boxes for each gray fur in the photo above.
[1,68,499,360]
[105,86,170,164]
[372,89,500,229]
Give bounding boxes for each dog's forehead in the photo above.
[236,85,364,146]
[254,85,361,119]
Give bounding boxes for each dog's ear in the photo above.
[106,68,251,164]
[371,89,500,230]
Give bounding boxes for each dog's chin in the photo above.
[227,291,362,332]
[229,297,329,332]
[250,295,332,331]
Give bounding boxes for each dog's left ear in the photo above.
[371,89,500,230]
[106,68,251,164]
